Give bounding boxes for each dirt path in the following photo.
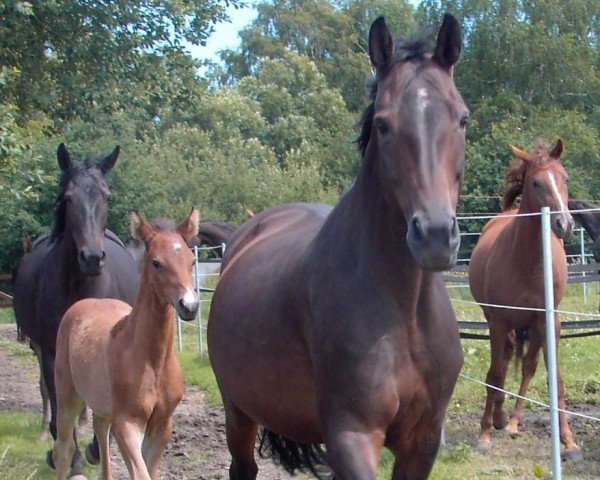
[0,323,294,479]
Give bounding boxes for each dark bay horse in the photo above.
[188,220,238,257]
[568,199,600,262]
[12,143,140,476]
[468,139,581,459]
[53,209,199,480]
[208,14,467,479]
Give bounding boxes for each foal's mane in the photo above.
[357,37,435,156]
[502,138,554,211]
[51,156,107,240]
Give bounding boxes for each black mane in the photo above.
[356,38,434,156]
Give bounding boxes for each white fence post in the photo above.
[541,206,562,480]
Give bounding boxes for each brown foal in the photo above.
[52,208,200,479]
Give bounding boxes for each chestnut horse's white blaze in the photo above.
[52,209,200,480]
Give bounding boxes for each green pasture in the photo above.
[2,280,600,479]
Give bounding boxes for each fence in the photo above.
[176,207,600,479]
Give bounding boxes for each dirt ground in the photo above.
[3,321,600,479]
[0,323,294,480]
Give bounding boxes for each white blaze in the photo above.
[547,172,566,213]
[173,242,182,253]
[416,88,429,113]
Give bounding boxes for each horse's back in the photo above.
[56,298,131,416]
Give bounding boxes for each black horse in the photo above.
[569,199,600,262]
[12,143,140,476]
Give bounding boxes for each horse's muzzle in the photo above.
[407,211,460,271]
[79,248,106,276]
[175,289,199,321]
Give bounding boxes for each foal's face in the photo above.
[146,233,199,320]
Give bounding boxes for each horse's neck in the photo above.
[126,276,176,367]
[325,155,423,287]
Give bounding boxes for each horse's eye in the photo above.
[459,114,469,128]
[374,117,389,135]
[532,179,542,188]
[152,259,162,269]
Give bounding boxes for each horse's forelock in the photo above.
[356,37,435,156]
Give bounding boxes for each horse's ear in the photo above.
[176,207,200,243]
[509,144,533,163]
[131,211,153,242]
[57,143,72,172]
[550,138,564,160]
[433,14,462,73]
[99,145,120,175]
[369,17,394,73]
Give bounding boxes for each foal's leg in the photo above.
[224,402,259,480]
[542,316,581,460]
[93,414,113,480]
[505,324,543,436]
[112,415,151,480]
[142,417,173,480]
[52,384,85,479]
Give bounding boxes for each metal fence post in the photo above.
[541,206,562,480]
[194,246,203,357]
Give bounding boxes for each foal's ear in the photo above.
[57,143,72,172]
[99,145,120,175]
[131,211,154,242]
[433,14,462,73]
[369,17,394,73]
[176,207,200,244]
[509,144,534,163]
[549,138,564,160]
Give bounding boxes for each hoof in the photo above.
[85,443,100,465]
[46,449,55,470]
[476,441,491,453]
[504,426,519,438]
[493,417,508,430]
[68,475,87,480]
[562,448,583,463]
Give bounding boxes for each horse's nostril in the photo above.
[101,251,106,261]
[412,217,424,241]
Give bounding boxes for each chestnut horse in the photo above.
[208,14,467,479]
[468,139,581,459]
[12,144,140,475]
[52,209,200,480]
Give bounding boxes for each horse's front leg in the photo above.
[142,417,174,480]
[323,425,382,480]
[542,316,582,462]
[112,415,152,480]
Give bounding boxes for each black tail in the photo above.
[257,428,333,479]
[514,326,529,375]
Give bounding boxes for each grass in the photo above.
[2,276,600,478]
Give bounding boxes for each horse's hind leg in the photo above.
[44,349,84,476]
[93,414,113,480]
[224,402,259,480]
[505,324,543,436]
[52,379,85,480]
[30,341,51,441]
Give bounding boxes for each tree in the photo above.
[0,0,240,122]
